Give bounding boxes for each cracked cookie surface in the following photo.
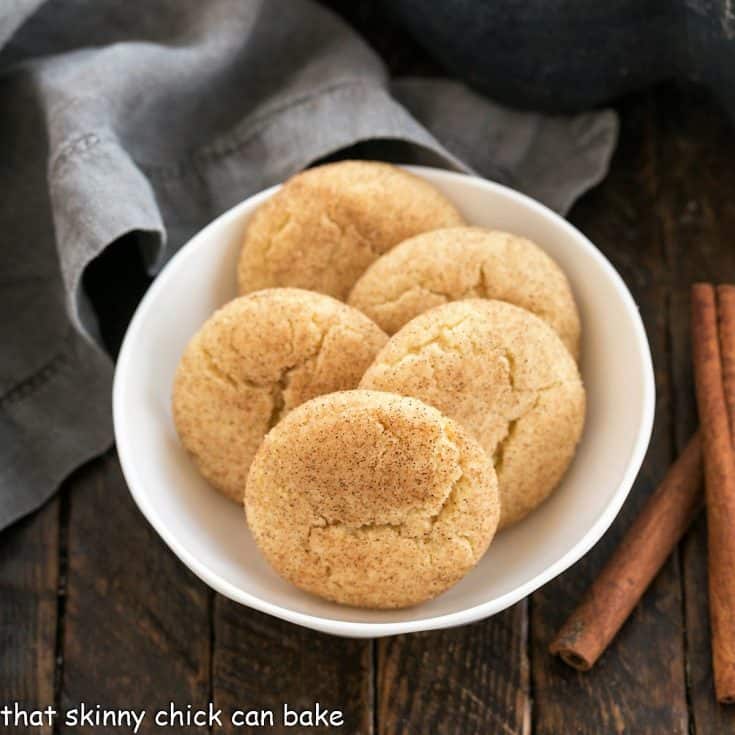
[172,289,388,503]
[237,161,464,302]
[245,390,499,608]
[360,300,585,528]
[348,226,581,359]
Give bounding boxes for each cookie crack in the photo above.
[200,344,268,392]
[377,315,474,367]
[324,209,379,257]
[491,379,572,473]
[304,422,475,556]
[369,260,491,315]
[458,263,489,299]
[260,212,293,260]
[319,211,379,279]
[218,312,343,431]
[492,418,518,476]
[501,348,517,391]
[474,262,490,296]
[371,284,453,314]
[266,328,329,430]
[267,373,289,430]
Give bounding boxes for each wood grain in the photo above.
[57,454,211,734]
[0,501,58,735]
[531,91,689,734]
[659,82,735,731]
[211,599,373,734]
[377,604,529,735]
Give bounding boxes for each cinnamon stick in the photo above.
[717,285,735,427]
[550,283,735,687]
[549,434,702,670]
[692,282,735,703]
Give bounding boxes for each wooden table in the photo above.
[3,5,735,734]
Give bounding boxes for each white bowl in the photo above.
[113,166,655,638]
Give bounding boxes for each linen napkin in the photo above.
[0,0,617,530]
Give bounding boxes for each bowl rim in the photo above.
[113,165,656,638]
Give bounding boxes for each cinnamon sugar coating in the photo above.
[245,390,499,608]
[349,226,580,359]
[237,161,464,301]
[173,289,387,502]
[360,300,585,528]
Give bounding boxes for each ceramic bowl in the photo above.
[113,166,655,637]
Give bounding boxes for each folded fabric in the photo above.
[0,0,617,531]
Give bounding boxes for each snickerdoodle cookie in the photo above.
[237,161,464,301]
[360,300,585,528]
[348,227,581,359]
[245,390,499,608]
[172,289,388,503]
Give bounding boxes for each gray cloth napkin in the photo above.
[0,0,617,532]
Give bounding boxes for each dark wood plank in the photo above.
[211,599,373,735]
[377,603,529,735]
[658,82,735,733]
[58,453,211,734]
[531,90,689,734]
[0,500,58,735]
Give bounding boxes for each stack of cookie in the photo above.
[173,161,585,609]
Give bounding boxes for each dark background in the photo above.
[5,2,735,733]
